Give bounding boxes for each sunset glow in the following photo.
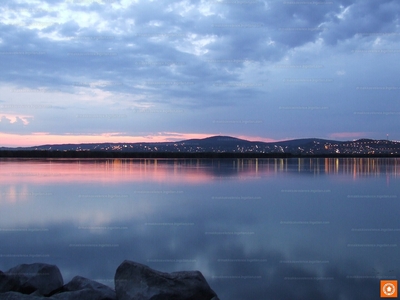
[0,132,279,147]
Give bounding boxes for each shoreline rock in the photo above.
[115,260,219,300]
[0,261,219,300]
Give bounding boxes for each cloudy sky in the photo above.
[1,0,399,147]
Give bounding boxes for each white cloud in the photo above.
[0,114,33,125]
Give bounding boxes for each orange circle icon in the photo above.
[381,280,398,298]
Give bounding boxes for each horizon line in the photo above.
[1,133,396,148]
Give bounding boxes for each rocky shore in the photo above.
[0,260,219,300]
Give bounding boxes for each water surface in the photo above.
[0,158,399,300]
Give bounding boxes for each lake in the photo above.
[0,158,399,300]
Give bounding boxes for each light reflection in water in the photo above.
[0,158,399,300]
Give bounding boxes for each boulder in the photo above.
[50,289,114,300]
[0,271,19,293]
[0,263,63,296]
[114,260,219,300]
[49,276,116,300]
[0,291,47,299]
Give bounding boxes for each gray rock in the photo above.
[0,291,47,300]
[50,289,114,300]
[0,271,19,294]
[114,260,219,300]
[3,263,63,296]
[50,276,116,300]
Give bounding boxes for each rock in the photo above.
[1,261,220,300]
[0,263,63,296]
[0,271,19,294]
[114,260,219,300]
[49,276,116,300]
[50,289,114,300]
[0,291,47,299]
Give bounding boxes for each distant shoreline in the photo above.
[1,150,399,159]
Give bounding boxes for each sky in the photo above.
[0,0,399,147]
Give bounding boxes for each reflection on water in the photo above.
[0,158,399,185]
[0,158,399,300]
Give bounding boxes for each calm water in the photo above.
[0,158,399,300]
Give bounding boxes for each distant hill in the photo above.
[1,135,399,156]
